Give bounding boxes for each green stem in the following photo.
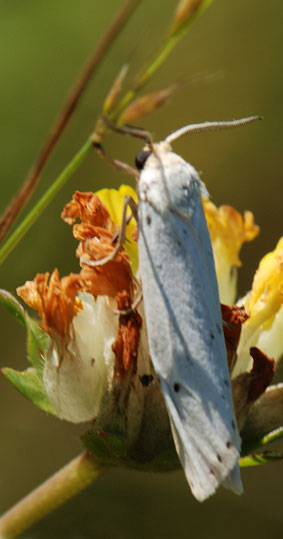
[0,137,92,266]
[113,1,213,123]
[0,0,141,245]
[0,452,107,538]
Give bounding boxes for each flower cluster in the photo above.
[8,184,283,468]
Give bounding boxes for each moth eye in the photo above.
[135,150,151,170]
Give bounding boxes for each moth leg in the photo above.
[114,286,143,316]
[81,194,138,268]
[168,205,192,225]
[101,115,154,150]
[94,142,138,179]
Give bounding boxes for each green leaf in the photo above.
[2,367,56,415]
[259,426,283,446]
[0,288,50,412]
[0,289,49,377]
[240,451,283,468]
[0,289,26,327]
[242,425,283,456]
[27,317,50,377]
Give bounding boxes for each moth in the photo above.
[90,116,260,501]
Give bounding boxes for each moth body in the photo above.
[137,140,242,501]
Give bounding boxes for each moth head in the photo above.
[135,149,151,171]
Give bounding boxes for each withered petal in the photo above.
[221,304,249,371]
[62,191,115,230]
[112,291,142,376]
[18,270,83,339]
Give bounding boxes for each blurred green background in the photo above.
[0,0,283,537]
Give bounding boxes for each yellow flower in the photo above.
[14,184,283,469]
[97,185,138,274]
[203,199,259,304]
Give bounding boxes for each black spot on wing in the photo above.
[146,215,151,225]
[173,383,180,393]
[231,419,236,431]
[226,441,232,449]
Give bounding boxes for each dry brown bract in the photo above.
[221,304,249,371]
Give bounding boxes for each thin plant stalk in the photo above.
[0,0,141,244]
[0,138,92,266]
[0,452,106,539]
[0,0,213,265]
[111,0,213,122]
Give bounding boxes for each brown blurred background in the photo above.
[0,1,282,537]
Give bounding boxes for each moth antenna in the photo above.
[165,116,262,145]
[102,114,154,151]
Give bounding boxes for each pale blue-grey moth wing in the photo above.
[137,143,242,501]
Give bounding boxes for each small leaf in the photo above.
[242,425,283,455]
[240,451,283,468]
[0,289,49,376]
[260,426,283,446]
[0,289,26,327]
[1,367,56,415]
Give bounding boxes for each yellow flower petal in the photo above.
[203,200,259,304]
[96,185,139,274]
[234,238,283,375]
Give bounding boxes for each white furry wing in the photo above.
[138,146,242,501]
